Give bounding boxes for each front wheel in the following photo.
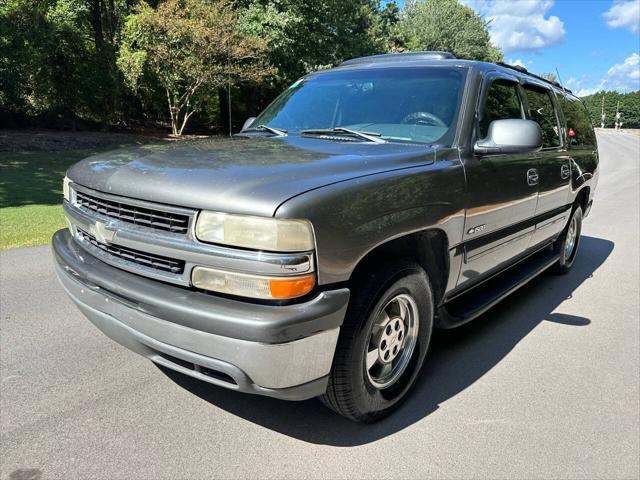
[553,205,583,274]
[320,260,434,423]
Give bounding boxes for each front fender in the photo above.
[275,152,466,285]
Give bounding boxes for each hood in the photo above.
[68,136,436,217]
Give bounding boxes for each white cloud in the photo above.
[461,0,566,52]
[603,1,640,34]
[565,77,599,97]
[507,58,526,67]
[600,53,640,92]
[566,54,640,96]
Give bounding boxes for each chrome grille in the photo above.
[75,191,190,234]
[77,228,185,274]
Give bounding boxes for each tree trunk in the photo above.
[166,89,179,136]
[88,0,105,54]
[178,110,195,136]
[88,0,117,125]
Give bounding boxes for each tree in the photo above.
[368,0,402,52]
[581,90,640,129]
[117,0,272,135]
[228,0,384,129]
[393,0,502,62]
[237,0,382,86]
[0,0,138,126]
[1,0,101,121]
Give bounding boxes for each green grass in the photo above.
[1,204,70,249]
[0,149,111,250]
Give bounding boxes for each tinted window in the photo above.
[479,80,523,138]
[524,86,560,148]
[252,67,466,145]
[560,95,597,147]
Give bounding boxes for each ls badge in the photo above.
[467,224,486,235]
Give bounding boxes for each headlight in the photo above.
[195,211,314,252]
[192,267,315,299]
[63,176,72,201]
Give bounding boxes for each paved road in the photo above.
[1,132,639,480]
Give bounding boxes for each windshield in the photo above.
[252,67,466,145]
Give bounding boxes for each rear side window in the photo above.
[479,80,523,138]
[523,86,560,148]
[560,95,597,148]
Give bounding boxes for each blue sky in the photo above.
[387,0,640,96]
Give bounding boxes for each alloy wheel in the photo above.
[365,293,419,389]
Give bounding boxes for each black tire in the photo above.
[320,259,434,423]
[553,205,583,275]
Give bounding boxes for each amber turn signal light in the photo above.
[192,266,315,300]
[268,275,316,299]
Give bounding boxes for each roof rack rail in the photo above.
[341,51,456,66]
[497,61,572,93]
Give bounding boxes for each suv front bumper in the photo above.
[52,229,349,400]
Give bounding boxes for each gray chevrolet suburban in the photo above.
[53,51,598,422]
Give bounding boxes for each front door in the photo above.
[458,73,539,288]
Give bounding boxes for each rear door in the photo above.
[522,83,572,246]
[458,72,539,287]
[559,94,600,204]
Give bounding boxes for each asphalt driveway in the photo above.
[1,131,638,479]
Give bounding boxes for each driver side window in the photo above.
[479,80,524,139]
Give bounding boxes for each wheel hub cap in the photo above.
[377,316,406,364]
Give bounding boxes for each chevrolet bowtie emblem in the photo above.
[89,221,116,245]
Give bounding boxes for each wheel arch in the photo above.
[574,185,590,213]
[348,229,450,307]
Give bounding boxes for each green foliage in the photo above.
[0,0,133,123]
[394,0,502,62]
[371,1,402,51]
[117,0,272,135]
[1,0,90,115]
[1,0,517,133]
[236,0,382,87]
[581,91,640,129]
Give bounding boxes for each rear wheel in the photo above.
[320,260,433,423]
[553,205,583,274]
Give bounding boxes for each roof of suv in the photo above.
[336,51,573,95]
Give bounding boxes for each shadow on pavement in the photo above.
[160,235,613,446]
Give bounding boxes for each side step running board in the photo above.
[437,247,560,329]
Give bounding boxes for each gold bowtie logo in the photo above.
[89,221,116,245]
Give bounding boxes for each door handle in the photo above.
[560,164,570,179]
[527,168,539,186]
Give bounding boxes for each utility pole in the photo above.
[601,95,605,128]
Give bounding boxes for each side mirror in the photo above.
[242,117,256,131]
[474,119,542,156]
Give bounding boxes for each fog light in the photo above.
[192,266,315,300]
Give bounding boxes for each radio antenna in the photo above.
[227,50,233,137]
[555,67,565,89]
[228,76,232,137]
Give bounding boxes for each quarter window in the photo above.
[524,86,560,148]
[560,95,597,148]
[479,80,523,138]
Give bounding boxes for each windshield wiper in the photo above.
[301,127,385,144]
[243,124,288,136]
